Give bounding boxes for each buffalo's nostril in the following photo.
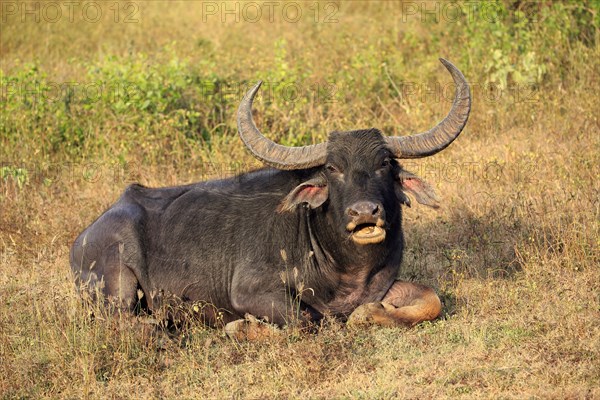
[346,201,381,219]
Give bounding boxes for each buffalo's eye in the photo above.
[380,158,391,169]
[326,164,340,173]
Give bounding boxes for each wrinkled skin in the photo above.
[70,129,442,337]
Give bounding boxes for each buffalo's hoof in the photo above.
[347,301,407,327]
[224,314,282,341]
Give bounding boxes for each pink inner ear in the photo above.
[297,185,323,202]
[303,186,320,195]
[400,176,439,208]
[297,184,328,207]
[402,178,420,190]
[279,180,329,212]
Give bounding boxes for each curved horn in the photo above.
[386,58,471,158]
[237,81,327,170]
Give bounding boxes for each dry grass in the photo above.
[1,1,599,398]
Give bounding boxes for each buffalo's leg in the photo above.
[73,242,141,311]
[71,204,149,312]
[348,281,442,327]
[227,276,317,340]
[224,314,282,341]
[226,290,294,340]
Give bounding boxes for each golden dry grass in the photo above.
[1,1,599,398]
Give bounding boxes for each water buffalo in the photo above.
[70,58,470,338]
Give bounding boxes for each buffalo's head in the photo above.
[237,59,471,246]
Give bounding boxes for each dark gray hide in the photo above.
[71,130,422,325]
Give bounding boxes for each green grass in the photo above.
[1,1,599,398]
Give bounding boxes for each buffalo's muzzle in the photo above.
[345,201,386,245]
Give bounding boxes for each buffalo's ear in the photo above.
[278,176,329,212]
[395,170,440,209]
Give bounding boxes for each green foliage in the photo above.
[0,165,29,188]
[463,1,598,89]
[87,51,194,116]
